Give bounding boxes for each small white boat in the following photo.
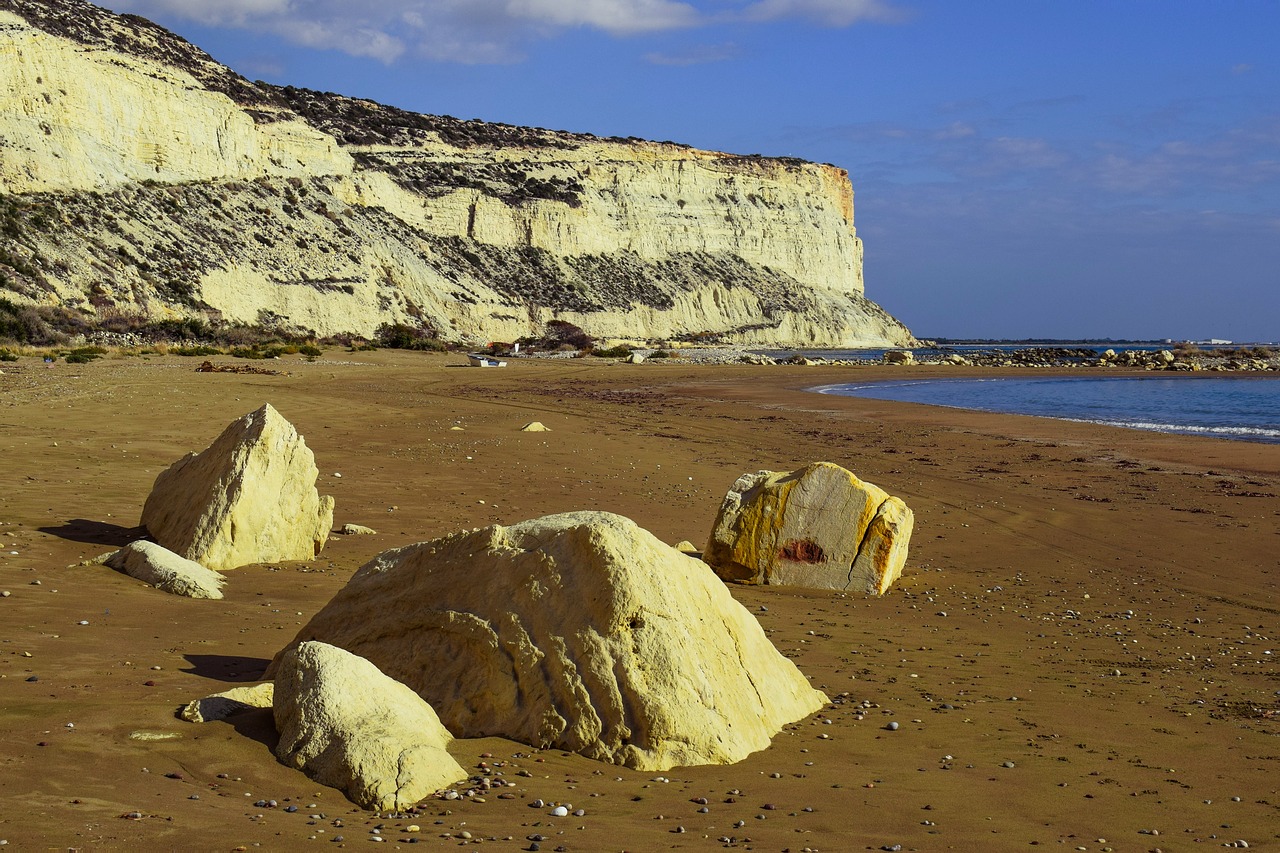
[467,354,508,367]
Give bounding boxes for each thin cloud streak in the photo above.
[104,0,904,63]
[644,42,740,65]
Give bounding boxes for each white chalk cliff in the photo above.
[0,0,916,348]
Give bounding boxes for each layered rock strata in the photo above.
[0,0,914,348]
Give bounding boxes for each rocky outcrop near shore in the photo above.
[0,0,915,349]
[267,511,828,771]
[705,462,913,595]
[140,403,334,571]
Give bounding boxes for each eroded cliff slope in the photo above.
[0,0,915,347]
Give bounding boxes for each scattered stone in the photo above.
[180,683,275,723]
[267,511,827,771]
[140,403,335,571]
[883,350,915,365]
[273,641,466,811]
[338,524,377,536]
[105,541,226,599]
[704,462,913,594]
[520,422,550,432]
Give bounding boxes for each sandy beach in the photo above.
[1,350,1277,851]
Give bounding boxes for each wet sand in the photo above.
[1,350,1277,851]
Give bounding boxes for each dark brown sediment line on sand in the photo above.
[1,352,1276,849]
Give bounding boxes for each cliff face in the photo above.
[0,0,915,348]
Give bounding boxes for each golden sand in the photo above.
[1,350,1276,849]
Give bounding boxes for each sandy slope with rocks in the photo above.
[0,350,1277,850]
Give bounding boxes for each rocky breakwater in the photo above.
[0,0,914,349]
[909,347,1280,371]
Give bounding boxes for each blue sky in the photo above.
[101,0,1280,342]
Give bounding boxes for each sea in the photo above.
[814,375,1280,444]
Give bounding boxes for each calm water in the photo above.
[816,376,1280,444]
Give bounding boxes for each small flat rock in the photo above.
[105,541,225,599]
[520,422,550,432]
[339,524,378,536]
[181,683,275,723]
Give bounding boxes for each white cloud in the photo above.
[278,20,407,63]
[118,0,292,27]
[508,0,700,34]
[644,42,739,65]
[104,0,902,64]
[739,0,903,26]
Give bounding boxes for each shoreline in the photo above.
[2,352,1277,849]
[810,371,1280,446]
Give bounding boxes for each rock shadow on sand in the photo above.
[183,654,270,683]
[225,707,279,751]
[40,518,145,546]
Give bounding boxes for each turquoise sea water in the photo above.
[815,376,1280,444]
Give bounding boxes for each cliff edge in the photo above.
[0,0,916,348]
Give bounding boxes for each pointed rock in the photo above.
[703,462,913,594]
[140,404,334,571]
[267,511,826,771]
[273,641,465,812]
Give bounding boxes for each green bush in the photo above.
[148,317,211,341]
[0,349,18,361]
[171,345,222,357]
[543,319,594,350]
[60,346,107,364]
[589,344,634,358]
[375,322,447,351]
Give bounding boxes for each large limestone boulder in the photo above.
[140,404,335,571]
[273,641,466,812]
[267,511,827,771]
[105,540,226,599]
[704,462,913,595]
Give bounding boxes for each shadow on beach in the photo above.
[39,518,144,546]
